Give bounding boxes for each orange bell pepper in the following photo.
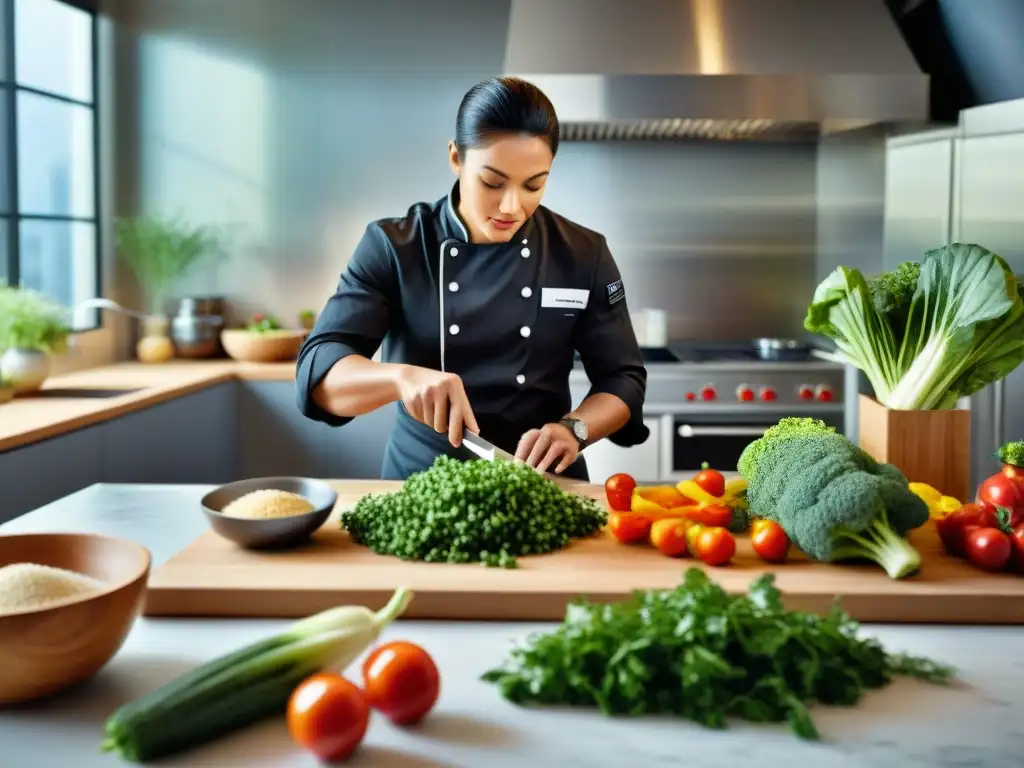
[607,511,653,544]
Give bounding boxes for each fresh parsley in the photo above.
[481,568,954,740]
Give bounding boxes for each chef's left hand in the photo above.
[515,423,578,474]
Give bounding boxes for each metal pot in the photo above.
[176,296,225,317]
[171,296,226,359]
[752,337,810,361]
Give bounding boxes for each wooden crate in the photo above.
[858,394,972,501]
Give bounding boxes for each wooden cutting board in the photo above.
[143,480,1024,624]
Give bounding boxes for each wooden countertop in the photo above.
[0,360,298,452]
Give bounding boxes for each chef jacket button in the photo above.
[449,247,459,257]
[520,248,530,258]
[449,324,460,335]
[521,286,532,298]
[448,281,459,292]
[516,374,526,384]
[522,239,528,244]
[520,326,531,338]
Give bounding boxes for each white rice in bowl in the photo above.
[220,489,316,520]
[0,562,106,614]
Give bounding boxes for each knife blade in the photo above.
[461,429,517,462]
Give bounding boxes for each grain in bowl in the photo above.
[219,489,316,520]
[0,562,106,614]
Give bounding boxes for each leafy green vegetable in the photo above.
[737,418,929,579]
[340,455,606,566]
[482,569,953,740]
[805,243,1024,410]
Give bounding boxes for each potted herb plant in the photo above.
[298,309,317,332]
[0,285,72,393]
[115,214,226,363]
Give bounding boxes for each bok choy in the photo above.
[805,243,1024,410]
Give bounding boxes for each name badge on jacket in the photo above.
[541,287,589,310]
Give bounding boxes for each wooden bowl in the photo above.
[201,477,337,550]
[220,329,307,363]
[0,533,151,704]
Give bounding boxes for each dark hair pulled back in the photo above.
[454,76,559,158]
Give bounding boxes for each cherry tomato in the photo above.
[362,641,440,726]
[977,473,1024,512]
[751,519,791,564]
[750,518,773,536]
[694,463,726,498]
[936,502,998,557]
[694,526,736,567]
[964,527,1012,573]
[650,518,692,557]
[1002,463,1024,482]
[682,504,733,528]
[287,673,369,762]
[607,512,652,544]
[604,473,637,512]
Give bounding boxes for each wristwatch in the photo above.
[558,417,589,450]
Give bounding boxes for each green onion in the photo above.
[100,587,413,763]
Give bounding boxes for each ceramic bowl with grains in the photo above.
[201,477,338,549]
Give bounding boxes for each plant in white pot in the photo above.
[115,214,226,363]
[0,285,72,393]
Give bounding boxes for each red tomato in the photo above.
[1003,463,1024,482]
[751,520,791,564]
[287,673,369,762]
[362,641,440,726]
[695,526,736,567]
[694,463,726,498]
[977,473,1024,511]
[604,473,637,512]
[964,527,1012,573]
[936,502,997,557]
[1010,524,1024,573]
[607,512,653,544]
[650,518,692,557]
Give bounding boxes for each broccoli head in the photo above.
[997,439,1024,468]
[738,418,929,579]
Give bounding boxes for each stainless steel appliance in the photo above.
[578,342,846,484]
[503,0,930,143]
[170,297,225,359]
[882,96,1024,491]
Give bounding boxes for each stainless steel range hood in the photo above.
[503,0,931,142]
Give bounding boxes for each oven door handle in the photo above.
[677,425,768,438]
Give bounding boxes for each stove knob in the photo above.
[760,386,778,402]
[816,385,834,402]
[736,384,755,402]
[685,391,696,401]
[700,385,717,401]
[798,385,814,401]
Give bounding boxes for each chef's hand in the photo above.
[515,423,579,474]
[396,366,480,448]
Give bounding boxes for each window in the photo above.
[2,0,100,329]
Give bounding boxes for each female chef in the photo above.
[295,76,648,481]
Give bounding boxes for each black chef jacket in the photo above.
[295,182,649,481]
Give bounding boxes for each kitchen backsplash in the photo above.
[108,0,821,350]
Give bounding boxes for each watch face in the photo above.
[573,420,588,441]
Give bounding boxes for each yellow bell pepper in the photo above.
[908,482,961,519]
[675,478,748,509]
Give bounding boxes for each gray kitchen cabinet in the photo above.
[99,382,237,484]
[0,427,103,523]
[318,402,397,480]
[236,380,396,480]
[237,380,333,479]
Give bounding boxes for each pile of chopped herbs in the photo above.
[340,455,606,567]
[482,568,955,739]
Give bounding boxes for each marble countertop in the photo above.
[2,483,1023,767]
